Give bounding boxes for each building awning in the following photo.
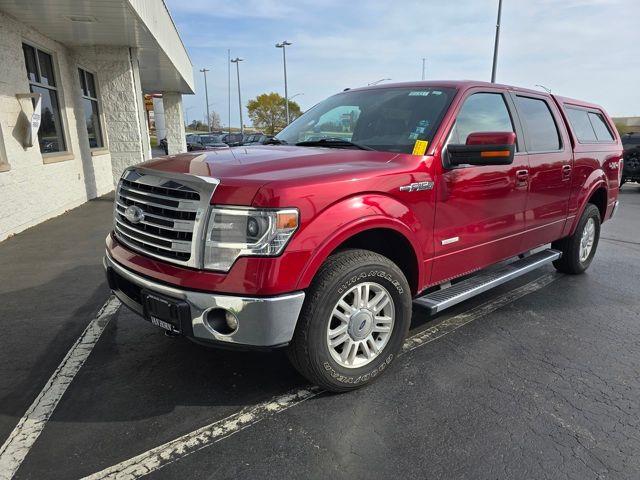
[0,0,194,94]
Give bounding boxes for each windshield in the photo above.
[276,87,456,153]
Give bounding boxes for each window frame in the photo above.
[22,40,72,161]
[510,93,564,154]
[442,88,525,169]
[564,104,616,145]
[77,66,107,151]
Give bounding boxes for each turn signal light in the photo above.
[277,212,298,229]
[480,150,511,158]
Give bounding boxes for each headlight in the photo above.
[203,207,299,271]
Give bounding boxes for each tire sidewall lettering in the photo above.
[322,354,394,385]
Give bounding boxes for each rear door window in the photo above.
[565,107,597,143]
[515,96,561,152]
[588,112,614,142]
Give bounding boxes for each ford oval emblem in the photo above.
[124,205,144,224]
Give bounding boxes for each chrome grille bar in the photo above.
[113,168,219,267]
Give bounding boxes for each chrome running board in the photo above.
[414,249,561,315]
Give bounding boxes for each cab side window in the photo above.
[449,93,515,146]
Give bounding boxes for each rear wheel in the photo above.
[552,203,601,274]
[287,249,412,392]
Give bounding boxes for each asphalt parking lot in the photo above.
[1,185,639,479]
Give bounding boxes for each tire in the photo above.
[287,249,412,392]
[552,203,601,274]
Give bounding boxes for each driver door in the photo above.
[431,89,529,285]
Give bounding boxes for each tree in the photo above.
[208,111,222,131]
[247,92,301,135]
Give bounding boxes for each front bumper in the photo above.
[104,252,305,348]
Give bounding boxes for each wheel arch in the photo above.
[567,175,608,236]
[295,216,424,296]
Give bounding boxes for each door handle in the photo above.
[562,164,572,181]
[516,169,529,186]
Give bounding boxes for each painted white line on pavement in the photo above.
[84,272,560,479]
[0,296,121,480]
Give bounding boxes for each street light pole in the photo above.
[227,49,231,136]
[199,68,211,132]
[184,106,195,128]
[276,41,292,125]
[490,0,503,83]
[422,57,426,80]
[230,57,244,135]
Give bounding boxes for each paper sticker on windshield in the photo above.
[409,91,430,96]
[412,140,429,156]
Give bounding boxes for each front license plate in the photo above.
[150,316,176,332]
[142,291,187,334]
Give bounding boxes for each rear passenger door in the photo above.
[511,93,573,249]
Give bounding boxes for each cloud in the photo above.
[167,0,640,127]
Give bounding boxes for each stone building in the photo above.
[0,0,193,241]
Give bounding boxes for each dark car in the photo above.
[198,134,228,148]
[621,133,640,185]
[220,133,244,147]
[186,134,227,151]
[243,134,274,145]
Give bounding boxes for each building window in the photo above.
[78,68,104,149]
[22,43,67,154]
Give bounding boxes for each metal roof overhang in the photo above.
[0,0,194,94]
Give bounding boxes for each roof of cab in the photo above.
[349,80,549,97]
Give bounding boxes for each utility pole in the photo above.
[230,57,244,134]
[491,0,503,83]
[276,41,292,125]
[199,68,211,131]
[227,49,231,135]
[422,57,426,81]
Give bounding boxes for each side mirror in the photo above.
[446,131,516,167]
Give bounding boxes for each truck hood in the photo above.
[141,145,403,204]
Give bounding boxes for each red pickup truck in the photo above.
[104,81,622,391]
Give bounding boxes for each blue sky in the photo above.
[166,0,640,129]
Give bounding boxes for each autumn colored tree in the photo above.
[247,92,301,135]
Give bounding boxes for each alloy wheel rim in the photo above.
[579,217,596,262]
[326,282,395,369]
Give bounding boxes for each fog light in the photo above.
[205,308,239,335]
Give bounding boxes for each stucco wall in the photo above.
[0,11,149,241]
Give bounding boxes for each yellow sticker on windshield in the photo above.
[412,140,428,156]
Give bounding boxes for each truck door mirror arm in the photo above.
[445,131,516,168]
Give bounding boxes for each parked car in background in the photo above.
[621,133,640,185]
[105,81,622,392]
[185,134,228,151]
[243,134,274,145]
[198,134,228,149]
[220,133,244,147]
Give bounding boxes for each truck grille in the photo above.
[114,169,210,265]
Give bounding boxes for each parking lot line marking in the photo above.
[403,272,559,353]
[0,296,121,480]
[83,272,559,480]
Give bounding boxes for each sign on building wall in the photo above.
[15,93,42,148]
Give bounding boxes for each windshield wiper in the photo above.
[295,138,375,151]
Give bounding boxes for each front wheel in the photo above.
[552,203,601,274]
[287,249,412,392]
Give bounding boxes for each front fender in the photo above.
[289,194,426,291]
